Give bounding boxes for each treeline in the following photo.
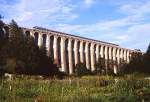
[75,43,150,76]
[121,45,150,74]
[0,16,61,77]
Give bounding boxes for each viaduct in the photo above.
[4,26,140,74]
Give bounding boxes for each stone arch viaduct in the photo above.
[4,26,140,74]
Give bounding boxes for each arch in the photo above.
[123,49,127,62]
[108,46,113,69]
[85,42,89,69]
[127,50,130,63]
[119,49,122,61]
[122,49,125,62]
[67,38,74,74]
[115,48,117,60]
[96,44,100,62]
[104,45,109,72]
[25,31,30,37]
[94,44,97,67]
[116,48,121,69]
[50,35,54,60]
[60,37,67,72]
[74,40,79,66]
[112,47,117,74]
[103,45,106,59]
[105,46,109,60]
[77,41,80,63]
[90,43,96,71]
[46,35,50,56]
[42,34,46,47]
[65,38,69,73]
[88,43,91,69]
[124,50,127,62]
[71,39,75,72]
[112,47,117,62]
[53,36,59,66]
[57,37,61,67]
[34,32,39,45]
[3,26,9,38]
[100,44,104,58]
[109,47,113,60]
[79,41,84,63]
[98,45,101,58]
[120,49,124,63]
[83,42,86,63]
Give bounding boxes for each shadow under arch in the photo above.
[34,32,39,45]
[3,26,9,38]
[57,37,61,68]
[25,30,30,37]
[65,38,69,73]
[83,42,86,63]
[50,35,54,62]
[71,39,75,72]
[77,41,80,63]
[42,34,46,47]
[88,43,91,70]
[94,44,97,67]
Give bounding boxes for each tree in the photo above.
[120,44,150,74]
[75,63,91,77]
[145,43,150,57]
[121,52,144,74]
[143,43,150,74]
[0,15,4,38]
[35,46,59,76]
[0,15,6,76]
[0,20,25,73]
[0,18,63,77]
[95,57,106,74]
[20,35,40,74]
[0,20,59,76]
[0,15,5,50]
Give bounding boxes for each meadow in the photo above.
[0,74,150,102]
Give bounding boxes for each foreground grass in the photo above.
[0,75,150,102]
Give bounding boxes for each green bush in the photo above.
[95,57,105,74]
[0,66,5,77]
[75,63,91,77]
[4,58,16,74]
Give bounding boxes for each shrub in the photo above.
[0,66,5,77]
[95,57,105,74]
[75,63,91,77]
[4,58,16,74]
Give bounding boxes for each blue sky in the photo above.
[0,0,150,52]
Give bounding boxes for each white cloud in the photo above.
[84,0,95,8]
[50,0,150,52]
[1,0,78,27]
[119,1,150,21]
[1,0,150,52]
[17,11,33,22]
[115,35,128,40]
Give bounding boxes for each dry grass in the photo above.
[0,74,150,102]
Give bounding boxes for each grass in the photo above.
[0,74,150,102]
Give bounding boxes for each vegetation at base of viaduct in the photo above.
[0,16,60,77]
